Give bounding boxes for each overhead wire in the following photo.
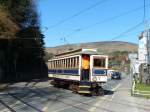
[110,21,144,41]
[47,0,109,30]
[63,4,150,39]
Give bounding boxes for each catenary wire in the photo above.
[47,0,110,30]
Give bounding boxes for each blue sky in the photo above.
[37,0,150,47]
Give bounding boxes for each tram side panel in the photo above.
[48,55,81,82]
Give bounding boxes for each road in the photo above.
[0,74,150,112]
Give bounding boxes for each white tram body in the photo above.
[48,49,108,83]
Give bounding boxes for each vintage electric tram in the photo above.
[47,49,108,95]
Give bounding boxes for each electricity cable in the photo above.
[47,0,109,30]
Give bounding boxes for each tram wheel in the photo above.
[69,83,79,93]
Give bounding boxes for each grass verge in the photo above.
[135,83,150,98]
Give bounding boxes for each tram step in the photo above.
[78,90,91,94]
[79,85,91,88]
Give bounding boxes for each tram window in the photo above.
[58,60,59,68]
[62,59,64,68]
[68,58,70,68]
[60,60,62,68]
[53,61,55,68]
[66,59,68,68]
[55,60,57,68]
[57,60,59,68]
[69,58,72,68]
[50,62,51,68]
[72,58,75,68]
[64,59,66,68]
[63,59,65,68]
[75,57,79,68]
[59,60,61,68]
[54,60,57,68]
[52,61,54,68]
[93,58,105,67]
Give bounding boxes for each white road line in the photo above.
[89,82,122,112]
[42,106,48,112]
[111,83,122,91]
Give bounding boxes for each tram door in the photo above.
[81,54,90,81]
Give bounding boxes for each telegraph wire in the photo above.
[63,4,150,39]
[61,21,144,48]
[47,0,109,30]
[110,21,144,41]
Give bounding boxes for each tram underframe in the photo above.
[51,79,104,96]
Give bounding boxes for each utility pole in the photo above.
[143,0,150,84]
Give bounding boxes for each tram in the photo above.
[47,49,108,95]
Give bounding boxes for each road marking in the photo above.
[89,82,122,112]
[110,93,115,102]
[111,83,122,91]
[42,106,48,112]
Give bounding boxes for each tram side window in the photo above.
[55,60,57,68]
[66,59,68,68]
[75,57,79,68]
[52,61,54,69]
[64,59,67,68]
[72,58,75,68]
[58,60,61,68]
[51,61,53,69]
[69,58,72,68]
[59,60,61,68]
[93,58,105,68]
[54,60,57,68]
[53,61,55,68]
[57,60,59,68]
[68,58,70,68]
[63,59,65,68]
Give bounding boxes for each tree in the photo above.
[0,7,19,39]
[0,0,46,81]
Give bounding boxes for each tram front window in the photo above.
[93,58,105,68]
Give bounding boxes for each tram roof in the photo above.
[55,48,101,57]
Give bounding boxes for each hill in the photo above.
[46,41,138,55]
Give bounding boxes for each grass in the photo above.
[134,83,150,98]
[135,83,150,91]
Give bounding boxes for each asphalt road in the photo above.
[0,74,150,112]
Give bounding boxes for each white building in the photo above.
[138,29,150,83]
[146,29,150,64]
[138,31,148,64]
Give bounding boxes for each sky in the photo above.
[37,0,150,47]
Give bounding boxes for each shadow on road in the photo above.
[104,90,114,95]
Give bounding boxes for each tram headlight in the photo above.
[92,77,97,82]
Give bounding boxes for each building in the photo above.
[138,29,150,83]
[146,29,150,64]
[138,31,148,64]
